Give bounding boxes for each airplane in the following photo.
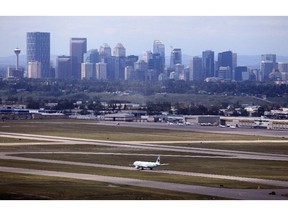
[132,155,168,170]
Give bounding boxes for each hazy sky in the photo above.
[1,16,288,57]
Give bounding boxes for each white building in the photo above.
[174,64,185,80]
[96,62,107,80]
[278,62,288,72]
[125,66,134,80]
[113,43,126,57]
[28,61,41,78]
[142,51,153,63]
[81,62,93,80]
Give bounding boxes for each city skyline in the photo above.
[1,16,288,58]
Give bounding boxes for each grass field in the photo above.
[0,172,221,200]
[0,137,43,143]
[0,119,282,141]
[157,142,288,154]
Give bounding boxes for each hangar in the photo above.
[104,113,134,122]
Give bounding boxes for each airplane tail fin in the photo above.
[156,155,160,165]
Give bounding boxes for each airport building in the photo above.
[184,115,220,126]
[220,116,288,130]
[104,113,135,122]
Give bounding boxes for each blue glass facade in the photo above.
[202,50,215,78]
[27,32,50,78]
[217,51,233,79]
[170,48,182,68]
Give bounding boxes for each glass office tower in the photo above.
[27,32,50,78]
[70,38,87,79]
[202,50,215,78]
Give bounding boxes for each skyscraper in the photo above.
[170,48,182,68]
[113,43,126,80]
[260,61,274,81]
[96,62,107,80]
[56,55,72,80]
[99,43,111,60]
[234,66,248,81]
[81,63,93,80]
[217,51,233,79]
[261,54,276,64]
[113,43,126,57]
[202,50,214,78]
[189,56,203,81]
[27,32,50,78]
[278,62,288,73]
[83,49,99,79]
[70,38,87,79]
[153,40,165,72]
[28,61,41,78]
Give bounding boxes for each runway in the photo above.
[0,131,288,199]
[0,166,287,200]
[1,151,288,188]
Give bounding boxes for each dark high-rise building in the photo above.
[202,50,214,78]
[114,56,126,80]
[170,48,182,68]
[217,51,233,79]
[134,60,148,81]
[70,38,87,79]
[152,53,163,78]
[56,55,72,79]
[189,56,203,81]
[235,66,248,81]
[126,55,139,67]
[27,32,50,78]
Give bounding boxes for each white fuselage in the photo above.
[133,161,160,170]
